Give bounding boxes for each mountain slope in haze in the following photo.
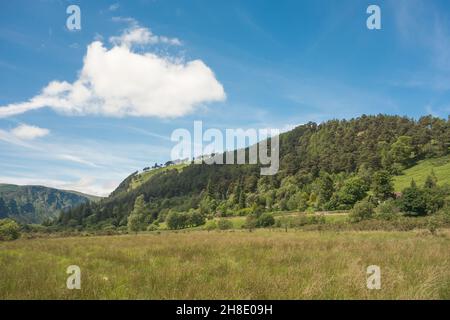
[57,114,449,230]
[0,184,100,223]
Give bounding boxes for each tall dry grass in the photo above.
[0,229,449,299]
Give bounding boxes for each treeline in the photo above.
[55,114,450,231]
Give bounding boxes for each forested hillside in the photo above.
[0,184,98,223]
[57,114,450,230]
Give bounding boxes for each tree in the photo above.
[0,218,20,241]
[337,177,368,207]
[238,190,246,209]
[217,219,233,230]
[265,191,276,211]
[127,195,147,232]
[187,210,205,227]
[349,199,375,222]
[399,180,428,216]
[371,170,394,201]
[316,173,334,207]
[390,136,414,167]
[257,213,275,227]
[424,171,437,189]
[374,199,400,220]
[166,211,188,230]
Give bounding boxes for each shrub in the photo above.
[244,215,258,231]
[308,214,326,225]
[217,219,233,230]
[0,219,20,241]
[187,210,206,227]
[204,220,217,231]
[349,199,375,222]
[275,216,290,231]
[166,212,188,230]
[424,186,447,214]
[399,183,428,216]
[371,170,394,201]
[257,213,275,227]
[146,224,158,231]
[292,214,309,227]
[375,199,400,220]
[236,208,253,216]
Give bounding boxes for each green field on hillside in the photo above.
[394,155,450,191]
[0,230,448,299]
[129,163,188,191]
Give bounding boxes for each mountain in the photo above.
[57,114,449,230]
[0,184,100,223]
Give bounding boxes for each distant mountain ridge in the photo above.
[0,184,100,223]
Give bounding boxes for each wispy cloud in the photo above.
[11,124,49,140]
[109,3,120,12]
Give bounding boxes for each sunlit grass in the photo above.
[1,229,449,299]
[394,155,450,191]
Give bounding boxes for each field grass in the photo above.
[1,229,449,299]
[394,155,450,191]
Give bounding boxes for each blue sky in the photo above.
[0,0,449,196]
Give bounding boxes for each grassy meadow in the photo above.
[1,229,449,299]
[393,155,450,191]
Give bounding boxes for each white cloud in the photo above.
[109,3,120,11]
[0,26,225,119]
[10,124,49,140]
[57,154,99,167]
[110,25,182,47]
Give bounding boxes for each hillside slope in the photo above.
[0,184,99,223]
[57,114,450,230]
[393,155,450,191]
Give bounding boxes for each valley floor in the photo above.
[0,229,449,299]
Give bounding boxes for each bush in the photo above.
[292,214,309,227]
[309,214,326,225]
[166,212,187,230]
[349,199,375,222]
[244,215,258,231]
[426,215,439,235]
[217,219,233,230]
[375,199,400,220]
[204,220,217,231]
[257,213,275,227]
[236,208,253,216]
[399,182,428,216]
[424,186,447,214]
[0,219,20,241]
[187,210,206,227]
[146,224,158,231]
